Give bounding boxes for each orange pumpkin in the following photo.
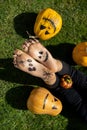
[72,42,87,66]
[34,8,62,40]
[27,87,62,116]
[60,75,73,89]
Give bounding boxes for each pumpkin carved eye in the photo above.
[40,25,46,30]
[52,106,57,109]
[54,97,58,102]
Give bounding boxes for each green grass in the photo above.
[0,0,87,130]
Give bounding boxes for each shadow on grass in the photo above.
[14,12,37,38]
[61,106,87,129]
[5,86,33,110]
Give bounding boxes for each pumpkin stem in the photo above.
[26,31,38,39]
[64,77,71,83]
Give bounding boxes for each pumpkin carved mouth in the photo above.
[43,93,49,109]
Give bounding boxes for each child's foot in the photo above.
[13,49,56,85]
[22,38,62,73]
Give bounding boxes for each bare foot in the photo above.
[22,38,62,73]
[13,49,56,85]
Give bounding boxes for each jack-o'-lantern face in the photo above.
[27,87,62,116]
[39,17,56,35]
[34,8,62,40]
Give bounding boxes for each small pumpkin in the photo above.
[72,42,87,67]
[60,75,73,89]
[27,87,62,116]
[34,8,62,40]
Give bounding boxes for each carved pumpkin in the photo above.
[72,42,87,66]
[34,8,62,40]
[60,75,73,89]
[27,87,62,116]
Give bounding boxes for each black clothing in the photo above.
[48,61,87,122]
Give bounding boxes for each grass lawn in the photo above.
[0,0,87,130]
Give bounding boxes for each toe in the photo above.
[14,49,23,56]
[22,40,32,52]
[13,49,23,67]
[22,44,28,52]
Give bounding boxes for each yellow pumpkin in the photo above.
[27,87,62,116]
[34,8,62,40]
[72,42,87,66]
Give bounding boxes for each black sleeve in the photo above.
[57,61,73,76]
[55,87,87,122]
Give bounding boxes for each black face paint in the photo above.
[43,52,48,62]
[43,93,49,109]
[38,51,48,62]
[39,51,43,54]
[29,63,33,66]
[38,56,41,59]
[45,31,50,34]
[27,59,32,62]
[28,67,36,71]
[40,25,46,30]
[43,71,51,78]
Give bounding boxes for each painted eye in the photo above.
[39,51,43,54]
[40,25,46,30]
[52,105,57,109]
